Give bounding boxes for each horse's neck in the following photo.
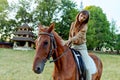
[52,46,67,70]
[52,32,68,70]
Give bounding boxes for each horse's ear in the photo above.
[48,23,55,33]
[38,24,45,32]
[38,24,43,30]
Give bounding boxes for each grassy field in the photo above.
[0,48,120,80]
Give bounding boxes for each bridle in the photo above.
[38,32,80,80]
[38,32,68,63]
[39,32,57,60]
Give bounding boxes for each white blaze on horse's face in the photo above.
[37,36,41,46]
[33,35,51,74]
[33,23,55,74]
[37,35,48,46]
[37,35,51,56]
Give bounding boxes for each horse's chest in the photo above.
[53,75,63,80]
[53,72,73,80]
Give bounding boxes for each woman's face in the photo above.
[78,13,88,22]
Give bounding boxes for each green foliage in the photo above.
[106,19,118,51]
[0,0,120,51]
[85,6,110,50]
[0,0,34,42]
[114,34,120,54]
[0,18,16,42]
[15,0,33,25]
[32,0,78,40]
[33,0,59,26]
[0,11,10,41]
[0,0,9,40]
[0,0,8,12]
[55,0,78,39]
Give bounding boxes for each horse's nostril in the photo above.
[37,67,40,71]
[34,67,41,74]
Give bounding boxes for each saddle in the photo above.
[70,48,86,80]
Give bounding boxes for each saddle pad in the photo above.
[70,48,86,79]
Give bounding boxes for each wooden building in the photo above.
[0,42,12,48]
[12,24,35,50]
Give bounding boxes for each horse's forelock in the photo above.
[39,27,49,33]
[38,24,64,50]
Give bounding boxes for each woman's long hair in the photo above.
[74,10,89,31]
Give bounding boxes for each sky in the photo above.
[7,0,120,33]
[72,0,120,33]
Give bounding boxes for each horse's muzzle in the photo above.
[34,66,42,74]
[33,59,47,74]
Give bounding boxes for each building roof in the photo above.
[17,23,33,30]
[14,31,34,37]
[12,23,35,42]
[12,37,35,42]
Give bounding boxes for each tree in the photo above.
[110,20,120,54]
[0,19,16,42]
[55,0,78,39]
[32,0,78,40]
[0,0,35,42]
[0,0,8,12]
[108,19,118,51]
[115,34,120,54]
[15,0,34,25]
[85,6,110,50]
[33,0,59,26]
[0,0,9,42]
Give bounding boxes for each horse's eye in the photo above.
[44,41,48,45]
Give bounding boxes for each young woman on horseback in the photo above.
[65,10,97,80]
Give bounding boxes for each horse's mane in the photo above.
[52,30,64,51]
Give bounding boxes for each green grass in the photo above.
[96,53,120,80]
[0,48,120,80]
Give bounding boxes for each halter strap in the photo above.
[39,32,57,60]
[39,32,54,37]
[38,32,68,63]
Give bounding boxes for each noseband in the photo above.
[39,32,57,60]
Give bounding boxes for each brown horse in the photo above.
[33,23,103,80]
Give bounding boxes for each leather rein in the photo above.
[39,32,79,80]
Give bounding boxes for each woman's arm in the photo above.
[71,26,87,41]
[69,25,87,45]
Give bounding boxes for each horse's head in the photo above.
[33,23,56,74]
